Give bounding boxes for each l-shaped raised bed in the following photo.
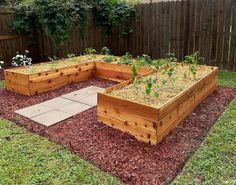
[4,54,218,145]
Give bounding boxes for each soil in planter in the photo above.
[110,65,215,108]
[0,77,235,185]
[5,55,123,75]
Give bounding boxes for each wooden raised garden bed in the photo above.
[4,55,151,96]
[97,66,218,144]
[4,53,218,145]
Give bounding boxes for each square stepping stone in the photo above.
[15,104,52,118]
[40,97,74,109]
[62,86,104,102]
[30,110,71,127]
[56,102,92,116]
[61,90,93,101]
[84,86,105,93]
[77,93,98,106]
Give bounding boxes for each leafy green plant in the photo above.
[85,48,96,55]
[131,63,141,82]
[119,52,133,65]
[84,47,96,59]
[12,0,137,49]
[92,0,137,35]
[145,76,159,97]
[103,55,118,63]
[149,59,164,71]
[183,51,204,79]
[12,0,88,49]
[136,54,152,66]
[167,67,176,88]
[165,53,177,67]
[100,46,110,55]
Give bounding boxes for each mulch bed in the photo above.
[0,77,235,185]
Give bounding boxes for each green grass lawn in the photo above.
[172,71,236,185]
[218,71,236,88]
[0,80,4,88]
[0,120,122,185]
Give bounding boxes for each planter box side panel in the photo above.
[156,71,217,143]
[97,93,158,144]
[95,62,151,81]
[29,69,94,95]
[4,71,30,95]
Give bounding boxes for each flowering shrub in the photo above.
[12,50,32,67]
[0,60,4,70]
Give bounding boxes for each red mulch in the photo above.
[0,78,235,185]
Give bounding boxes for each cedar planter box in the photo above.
[4,57,152,96]
[97,67,218,144]
[4,62,95,96]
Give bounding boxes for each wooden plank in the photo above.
[29,70,93,91]
[98,93,159,123]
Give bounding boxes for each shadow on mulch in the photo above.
[0,77,235,185]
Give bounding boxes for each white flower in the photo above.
[0,61,4,64]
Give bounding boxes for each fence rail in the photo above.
[0,0,236,71]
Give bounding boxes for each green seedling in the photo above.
[119,52,133,65]
[183,51,204,79]
[103,55,115,63]
[100,46,110,55]
[85,48,97,59]
[131,63,141,83]
[145,76,159,97]
[136,54,152,66]
[67,53,76,58]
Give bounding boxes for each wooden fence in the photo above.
[0,0,236,71]
[109,0,236,71]
[0,10,106,65]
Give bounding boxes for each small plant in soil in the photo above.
[136,54,152,66]
[85,48,97,59]
[183,52,204,79]
[102,55,117,63]
[131,63,141,83]
[12,50,32,67]
[149,59,164,71]
[119,52,133,65]
[100,47,110,55]
[145,76,159,97]
[67,53,76,58]
[48,56,59,61]
[167,67,176,88]
[165,53,177,66]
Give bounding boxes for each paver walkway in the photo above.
[15,86,105,126]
